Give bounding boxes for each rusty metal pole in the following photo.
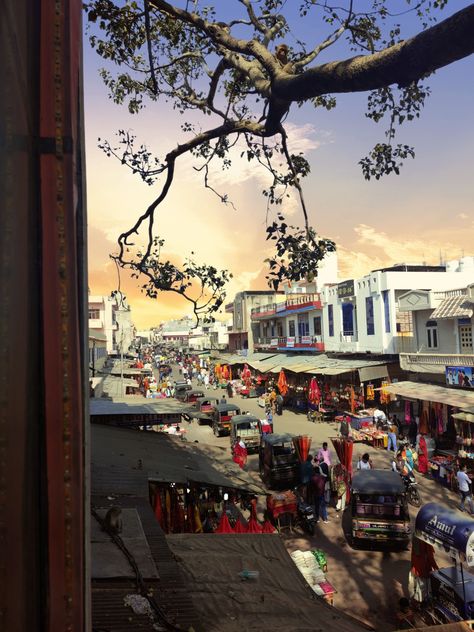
[0,1,88,630]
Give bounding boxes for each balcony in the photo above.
[251,293,322,320]
[400,352,474,374]
[254,335,325,352]
[88,318,103,329]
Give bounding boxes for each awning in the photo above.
[430,295,473,319]
[452,412,474,423]
[378,381,474,409]
[358,364,389,382]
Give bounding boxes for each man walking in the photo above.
[457,465,474,514]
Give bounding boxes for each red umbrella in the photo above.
[262,520,277,534]
[233,518,248,533]
[277,370,288,396]
[247,516,263,533]
[292,435,312,463]
[215,512,235,534]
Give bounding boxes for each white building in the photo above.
[88,294,135,354]
[321,259,474,356]
[397,283,474,376]
[188,321,229,351]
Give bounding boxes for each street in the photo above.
[175,378,462,630]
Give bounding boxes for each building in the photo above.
[88,294,135,354]
[321,259,474,356]
[251,281,325,353]
[160,316,193,347]
[188,321,229,351]
[225,290,284,353]
[397,283,474,379]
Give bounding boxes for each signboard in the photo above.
[270,338,279,347]
[286,337,295,348]
[446,366,474,388]
[301,335,312,345]
[337,279,355,298]
[276,303,286,313]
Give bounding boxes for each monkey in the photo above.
[104,506,123,535]
[274,44,294,73]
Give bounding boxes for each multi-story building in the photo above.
[397,282,474,378]
[321,259,474,356]
[225,290,284,353]
[160,317,194,348]
[252,281,325,353]
[88,294,135,354]
[188,321,229,351]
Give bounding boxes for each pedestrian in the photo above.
[317,442,332,467]
[387,425,397,452]
[226,381,233,398]
[456,464,474,514]
[276,392,283,416]
[299,454,314,502]
[417,435,429,475]
[312,464,329,523]
[220,396,227,405]
[339,416,351,439]
[232,436,247,470]
[357,453,373,470]
[204,373,210,389]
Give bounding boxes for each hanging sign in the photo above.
[301,335,312,345]
[270,338,279,346]
[286,337,295,348]
[337,280,355,298]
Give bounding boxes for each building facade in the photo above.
[88,294,135,353]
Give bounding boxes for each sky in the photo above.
[84,1,474,329]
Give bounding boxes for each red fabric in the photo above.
[262,520,277,534]
[417,436,429,474]
[232,443,248,469]
[293,435,312,463]
[308,378,321,405]
[411,539,438,577]
[153,491,164,527]
[277,370,288,397]
[233,518,248,533]
[247,516,263,533]
[215,512,235,534]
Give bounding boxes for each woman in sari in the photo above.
[232,436,248,469]
[417,435,429,474]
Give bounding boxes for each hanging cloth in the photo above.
[366,383,375,401]
[262,520,277,534]
[247,516,263,533]
[233,517,248,533]
[405,401,412,423]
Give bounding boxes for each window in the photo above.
[366,297,375,335]
[382,290,390,333]
[313,316,322,336]
[298,313,309,337]
[288,320,296,337]
[328,305,334,337]
[89,308,100,320]
[342,303,354,336]
[426,320,438,348]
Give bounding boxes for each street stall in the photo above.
[91,424,266,537]
[291,549,336,606]
[409,502,474,625]
[380,382,474,486]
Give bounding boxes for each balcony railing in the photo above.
[254,335,324,350]
[400,353,474,367]
[251,293,322,318]
[88,318,103,328]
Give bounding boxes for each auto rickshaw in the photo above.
[258,433,298,489]
[183,396,218,425]
[408,502,474,624]
[350,470,410,547]
[181,389,205,404]
[230,415,261,453]
[174,382,192,400]
[211,403,241,436]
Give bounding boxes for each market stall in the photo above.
[291,549,336,606]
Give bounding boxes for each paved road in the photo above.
[166,370,462,630]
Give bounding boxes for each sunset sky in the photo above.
[84,3,474,329]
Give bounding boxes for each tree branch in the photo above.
[274,4,474,100]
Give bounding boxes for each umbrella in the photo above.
[233,518,248,533]
[247,516,263,533]
[262,520,277,534]
[308,377,320,405]
[292,435,312,463]
[277,370,288,396]
[331,437,354,477]
[215,512,235,534]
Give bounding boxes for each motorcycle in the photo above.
[402,470,422,507]
[294,488,316,536]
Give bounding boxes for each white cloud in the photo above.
[337,223,468,280]
[458,212,470,220]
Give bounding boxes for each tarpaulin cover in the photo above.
[166,534,367,632]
